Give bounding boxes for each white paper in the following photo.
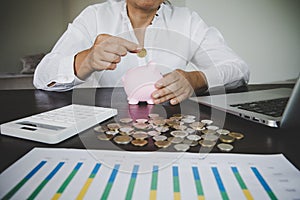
[1,148,300,200]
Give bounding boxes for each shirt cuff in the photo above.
[47,55,85,90]
[201,66,224,89]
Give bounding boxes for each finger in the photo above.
[155,72,180,89]
[91,60,117,71]
[153,92,176,104]
[170,92,189,105]
[152,80,184,99]
[104,43,128,56]
[112,37,140,52]
[153,86,185,104]
[98,51,121,63]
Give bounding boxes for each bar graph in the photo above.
[1,148,300,200]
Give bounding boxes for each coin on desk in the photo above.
[137,48,147,58]
[187,134,201,141]
[94,125,105,133]
[219,135,235,143]
[119,118,133,124]
[217,143,234,152]
[206,125,219,131]
[97,133,113,141]
[201,129,216,135]
[200,119,213,125]
[132,139,148,147]
[199,140,216,148]
[229,132,244,140]
[202,134,219,142]
[216,129,230,135]
[114,135,132,144]
[153,135,167,141]
[170,130,188,138]
[132,132,148,140]
[190,122,205,130]
[107,123,121,131]
[168,137,184,144]
[155,140,171,148]
[174,144,190,152]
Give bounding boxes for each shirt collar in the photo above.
[121,1,165,27]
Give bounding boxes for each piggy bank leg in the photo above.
[128,98,139,105]
[147,99,154,104]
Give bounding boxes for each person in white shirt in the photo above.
[34,0,249,105]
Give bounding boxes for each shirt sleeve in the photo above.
[33,6,97,91]
[189,12,250,89]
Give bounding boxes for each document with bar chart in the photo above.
[1,148,300,200]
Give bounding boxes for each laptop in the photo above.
[190,76,300,128]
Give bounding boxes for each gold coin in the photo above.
[199,140,216,147]
[97,134,113,141]
[107,123,121,131]
[219,135,235,143]
[229,132,244,140]
[131,139,148,147]
[132,132,148,140]
[137,48,147,58]
[201,129,216,135]
[154,141,171,148]
[113,135,132,144]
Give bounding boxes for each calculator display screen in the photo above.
[17,121,66,131]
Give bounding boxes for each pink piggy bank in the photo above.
[122,63,163,104]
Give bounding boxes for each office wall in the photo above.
[186,0,300,83]
[1,0,299,84]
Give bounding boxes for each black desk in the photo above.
[1,84,299,173]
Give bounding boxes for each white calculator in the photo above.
[0,104,117,144]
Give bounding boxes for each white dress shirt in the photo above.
[33,0,249,91]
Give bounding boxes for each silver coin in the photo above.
[105,130,119,136]
[181,118,196,124]
[216,129,230,135]
[174,144,190,152]
[206,125,219,131]
[136,118,148,123]
[183,115,196,119]
[168,137,184,144]
[187,134,201,141]
[155,126,169,133]
[119,127,134,134]
[170,130,188,138]
[119,118,133,123]
[201,119,213,125]
[133,123,150,130]
[153,135,167,141]
[186,128,196,134]
[107,123,121,130]
[217,143,234,152]
[147,130,160,136]
[202,134,219,141]
[183,139,199,147]
[93,125,104,133]
[173,125,187,130]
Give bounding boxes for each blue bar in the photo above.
[45,162,64,181]
[131,165,139,179]
[25,161,47,179]
[91,163,101,175]
[251,167,272,192]
[173,166,179,177]
[231,166,238,173]
[153,165,159,173]
[192,167,200,180]
[108,164,120,183]
[75,162,83,171]
[212,167,226,192]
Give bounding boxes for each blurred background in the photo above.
[0,0,299,89]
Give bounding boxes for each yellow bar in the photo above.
[174,192,181,200]
[149,190,157,200]
[243,189,254,200]
[198,196,205,200]
[76,178,93,200]
[51,193,61,200]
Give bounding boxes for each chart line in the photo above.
[52,162,83,200]
[2,160,47,200]
[231,167,254,200]
[149,165,159,200]
[211,167,229,200]
[125,165,139,200]
[173,166,181,200]
[101,164,120,200]
[76,163,101,200]
[192,166,205,200]
[28,162,65,200]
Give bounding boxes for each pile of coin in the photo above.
[94,113,244,152]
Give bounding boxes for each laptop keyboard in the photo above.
[230,97,289,117]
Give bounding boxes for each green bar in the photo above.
[233,172,247,190]
[101,182,113,200]
[194,180,204,196]
[57,169,79,194]
[173,176,180,193]
[151,171,158,190]
[28,180,48,200]
[267,191,278,200]
[221,191,230,200]
[2,179,27,200]
[125,178,136,200]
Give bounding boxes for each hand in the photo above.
[74,34,140,80]
[152,69,208,105]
